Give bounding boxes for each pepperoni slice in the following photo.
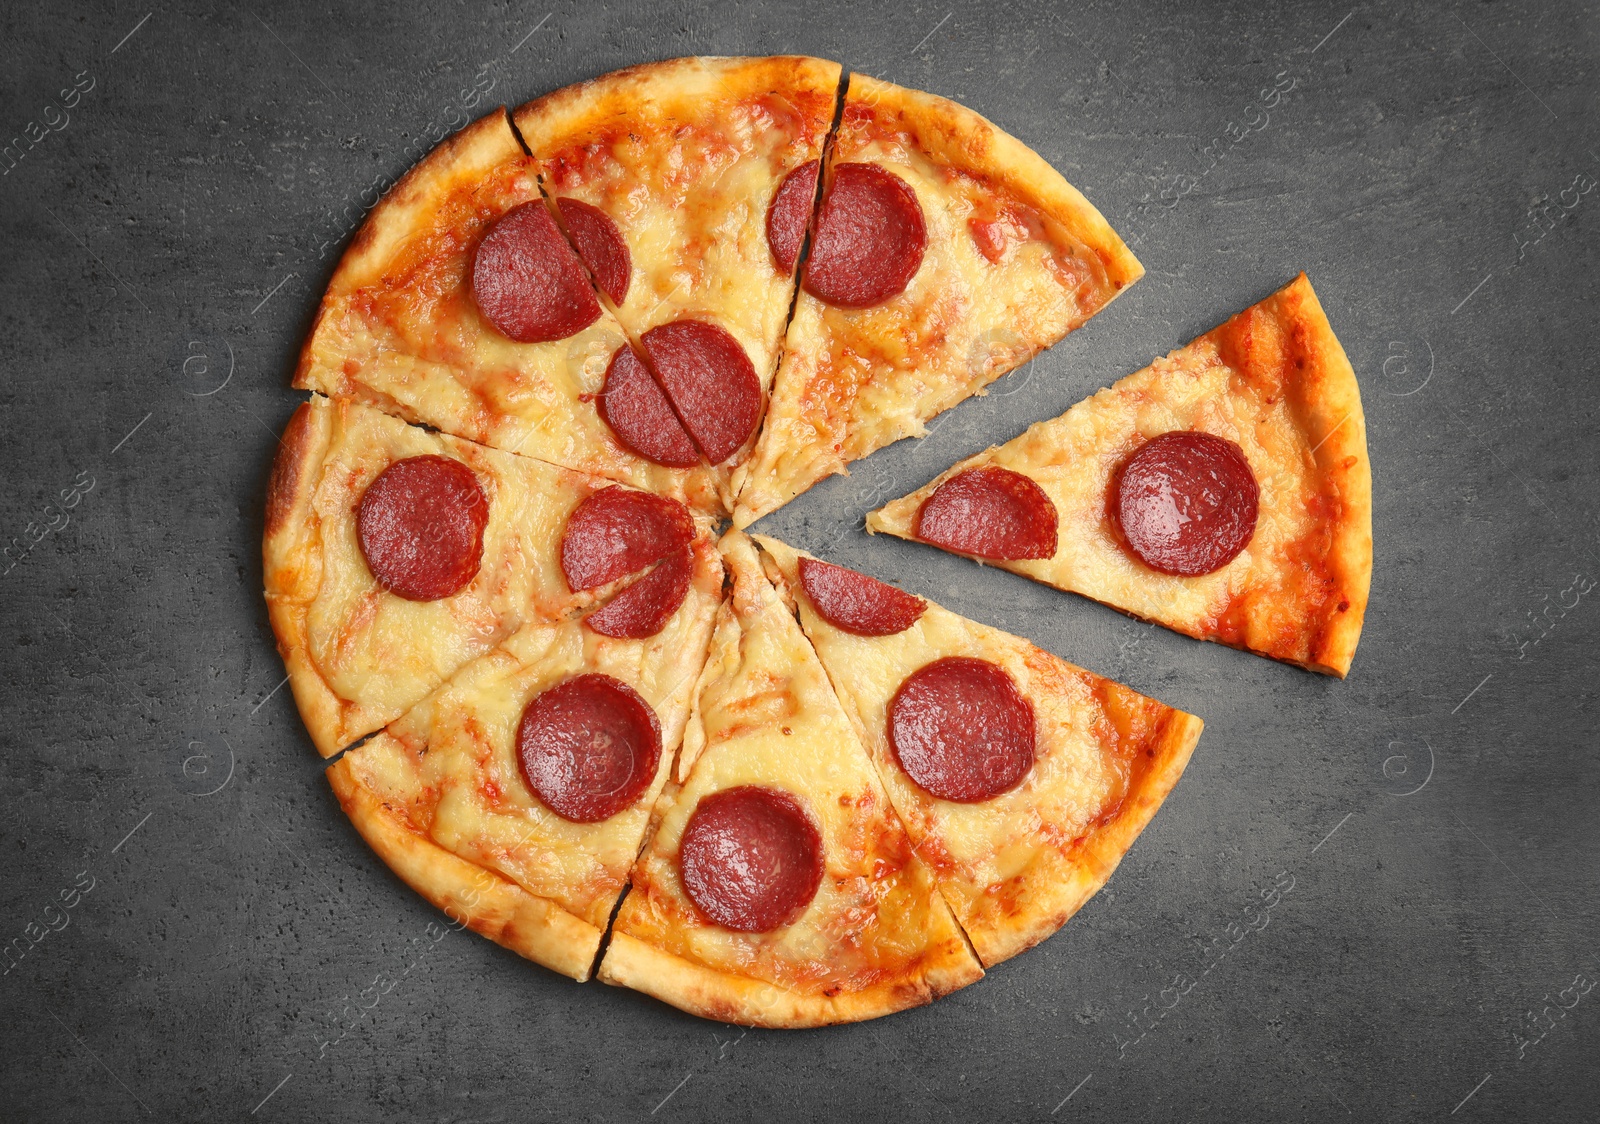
[598,344,701,468]
[516,673,661,823]
[888,657,1035,803]
[766,159,820,275]
[803,163,927,308]
[798,557,926,637]
[1115,431,1259,576]
[584,547,692,639]
[560,486,694,592]
[557,197,631,305]
[915,466,1059,561]
[639,320,763,465]
[472,201,602,343]
[679,786,825,932]
[356,455,488,601]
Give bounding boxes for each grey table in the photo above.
[2,1,1596,1120]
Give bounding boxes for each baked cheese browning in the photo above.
[514,56,842,384]
[600,531,982,1026]
[756,535,1202,967]
[263,394,705,758]
[730,73,1144,527]
[868,273,1372,677]
[292,109,721,512]
[332,542,722,973]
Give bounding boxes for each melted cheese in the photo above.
[611,531,976,995]
[340,544,722,930]
[869,277,1362,669]
[294,111,722,513]
[731,74,1141,526]
[755,535,1183,965]
[287,394,686,735]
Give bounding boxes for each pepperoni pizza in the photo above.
[755,536,1203,965]
[730,72,1145,526]
[867,273,1372,676]
[600,532,982,1024]
[264,57,1372,1028]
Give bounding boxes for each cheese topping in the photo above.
[756,536,1181,963]
[731,75,1142,526]
[613,531,976,994]
[339,543,722,930]
[294,111,721,512]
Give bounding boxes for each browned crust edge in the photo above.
[327,752,602,982]
[598,923,980,1029]
[971,710,1204,966]
[1273,273,1372,677]
[291,108,522,392]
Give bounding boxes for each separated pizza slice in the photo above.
[327,538,723,981]
[513,56,842,500]
[867,273,1372,677]
[730,73,1144,526]
[292,108,721,512]
[599,530,982,1026]
[264,393,715,756]
[754,535,1203,968]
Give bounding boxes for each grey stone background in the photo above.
[1,0,1595,1119]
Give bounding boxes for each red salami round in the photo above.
[472,201,602,343]
[584,547,692,639]
[639,320,762,465]
[766,159,820,274]
[915,466,1058,561]
[803,163,926,308]
[598,344,701,468]
[356,455,488,601]
[516,673,661,823]
[1115,431,1259,576]
[557,197,631,305]
[798,557,926,637]
[560,486,694,592]
[888,657,1035,803]
[679,786,825,933]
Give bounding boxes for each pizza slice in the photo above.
[291,108,721,512]
[599,531,982,1025]
[754,535,1203,967]
[730,72,1144,526]
[867,273,1372,677]
[513,56,842,499]
[264,393,714,756]
[327,538,723,981]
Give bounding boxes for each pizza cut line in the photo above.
[262,56,1371,1026]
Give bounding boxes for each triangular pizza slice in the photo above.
[599,530,982,1025]
[514,57,841,501]
[755,535,1203,967]
[264,393,716,756]
[292,108,721,512]
[868,273,1372,677]
[731,72,1143,526]
[326,535,723,981]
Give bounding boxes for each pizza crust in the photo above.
[599,928,977,1028]
[328,754,602,981]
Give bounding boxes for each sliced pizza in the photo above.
[867,273,1372,677]
[599,530,982,1026]
[328,542,723,981]
[755,535,1203,967]
[291,108,721,512]
[514,57,841,498]
[730,72,1144,526]
[264,393,713,756]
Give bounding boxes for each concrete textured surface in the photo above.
[2,1,1597,1120]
